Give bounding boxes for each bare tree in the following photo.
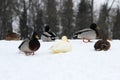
[61,0,74,38]
[75,0,91,31]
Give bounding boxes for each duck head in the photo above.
[90,23,99,30]
[45,25,50,32]
[90,23,99,38]
[32,32,39,39]
[62,36,69,42]
[102,34,112,41]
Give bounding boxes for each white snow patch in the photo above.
[0,40,120,80]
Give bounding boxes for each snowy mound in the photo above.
[0,40,120,80]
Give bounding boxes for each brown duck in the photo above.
[5,31,20,40]
[94,36,111,51]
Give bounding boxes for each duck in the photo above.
[18,32,40,56]
[73,23,99,42]
[50,36,72,53]
[41,25,57,42]
[5,31,20,40]
[94,35,111,51]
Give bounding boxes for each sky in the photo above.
[0,40,120,80]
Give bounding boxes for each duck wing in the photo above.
[18,39,29,49]
[48,31,56,37]
[42,32,51,37]
[74,28,92,35]
[18,39,32,53]
[74,28,97,39]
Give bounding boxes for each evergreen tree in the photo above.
[45,0,59,34]
[75,0,91,31]
[113,8,120,39]
[97,3,109,38]
[97,0,115,38]
[34,9,44,37]
[61,0,74,38]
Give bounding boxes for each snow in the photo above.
[0,40,120,80]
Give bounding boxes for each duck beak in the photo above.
[97,26,100,30]
[35,35,39,39]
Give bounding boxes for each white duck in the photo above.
[50,36,72,53]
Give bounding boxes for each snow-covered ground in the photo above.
[0,40,120,80]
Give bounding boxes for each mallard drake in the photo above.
[5,31,20,40]
[50,36,72,53]
[94,35,111,51]
[73,23,99,42]
[41,25,57,42]
[18,32,40,56]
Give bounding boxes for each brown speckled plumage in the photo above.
[5,31,20,40]
[94,36,110,51]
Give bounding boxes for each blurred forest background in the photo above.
[0,0,120,40]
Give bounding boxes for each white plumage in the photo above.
[73,23,99,42]
[50,36,72,53]
[19,39,33,53]
[77,28,96,40]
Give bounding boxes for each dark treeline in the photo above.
[0,0,120,39]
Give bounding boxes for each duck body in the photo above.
[73,23,99,42]
[41,31,56,41]
[50,36,72,53]
[75,28,96,40]
[5,31,20,40]
[41,25,56,42]
[18,32,40,55]
[94,39,110,51]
